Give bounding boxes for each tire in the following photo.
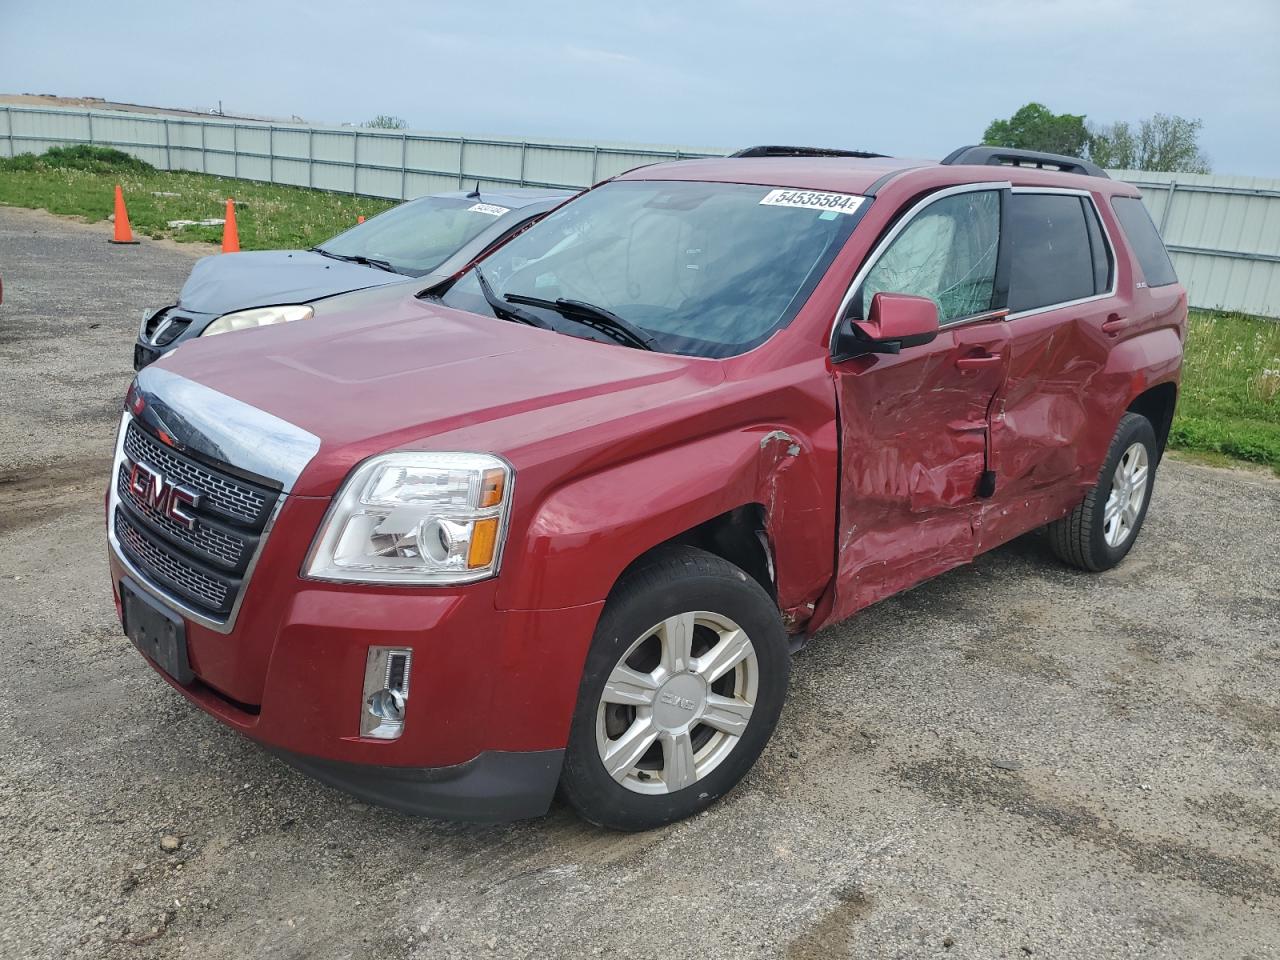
[559,546,790,831]
[1047,412,1158,572]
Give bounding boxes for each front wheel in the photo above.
[1047,412,1159,571]
[559,546,790,831]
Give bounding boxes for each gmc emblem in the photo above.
[127,460,201,530]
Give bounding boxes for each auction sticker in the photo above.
[759,189,864,214]
[468,202,511,216]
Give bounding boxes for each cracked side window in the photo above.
[858,190,1001,324]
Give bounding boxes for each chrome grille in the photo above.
[114,419,281,621]
[116,463,246,569]
[124,422,268,525]
[116,508,233,614]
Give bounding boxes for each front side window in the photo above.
[438,180,865,358]
[317,197,509,277]
[856,189,1001,324]
[1111,196,1178,288]
[1007,193,1109,312]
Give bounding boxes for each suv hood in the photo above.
[146,293,717,496]
[177,251,409,316]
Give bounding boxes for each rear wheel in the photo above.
[1047,412,1158,571]
[559,547,789,831]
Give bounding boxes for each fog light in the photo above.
[361,646,412,740]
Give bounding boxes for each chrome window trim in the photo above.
[830,181,1011,351]
[1003,186,1118,321]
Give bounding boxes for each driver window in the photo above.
[858,189,1001,324]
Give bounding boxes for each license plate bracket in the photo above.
[121,579,193,685]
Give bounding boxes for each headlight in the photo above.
[203,304,313,337]
[304,452,514,584]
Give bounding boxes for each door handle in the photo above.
[1101,314,1129,336]
[955,352,1002,370]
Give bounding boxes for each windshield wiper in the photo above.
[473,265,553,329]
[504,293,655,350]
[314,248,399,273]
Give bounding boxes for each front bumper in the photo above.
[108,492,604,821]
[269,747,566,822]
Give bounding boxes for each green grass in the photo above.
[0,148,396,249]
[1172,310,1280,472]
[1,149,1277,471]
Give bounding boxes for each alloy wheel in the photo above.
[595,611,759,795]
[1103,441,1150,548]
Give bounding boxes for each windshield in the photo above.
[317,197,513,277]
[437,180,865,358]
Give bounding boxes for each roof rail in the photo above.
[730,145,889,160]
[941,145,1109,179]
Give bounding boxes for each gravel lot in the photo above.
[1,204,1278,960]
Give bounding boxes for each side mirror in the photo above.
[833,292,940,361]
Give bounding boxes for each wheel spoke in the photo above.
[1129,464,1148,493]
[701,694,754,736]
[694,627,753,684]
[602,717,659,781]
[1122,500,1139,528]
[657,612,696,674]
[602,665,659,707]
[1103,494,1122,526]
[661,730,697,791]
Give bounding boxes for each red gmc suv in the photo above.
[108,145,1186,830]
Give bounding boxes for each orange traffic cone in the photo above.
[108,185,139,245]
[221,198,240,253]
[357,215,365,224]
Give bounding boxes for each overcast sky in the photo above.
[2,0,1277,176]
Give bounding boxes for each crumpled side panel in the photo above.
[827,323,1008,622]
[972,298,1105,547]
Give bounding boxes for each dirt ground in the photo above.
[1,204,1277,960]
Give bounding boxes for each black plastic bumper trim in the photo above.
[265,747,565,823]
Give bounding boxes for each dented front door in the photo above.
[830,319,1009,616]
[826,183,1010,620]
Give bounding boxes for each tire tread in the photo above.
[1047,412,1150,572]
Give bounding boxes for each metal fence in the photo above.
[0,104,718,198]
[2,104,1278,317]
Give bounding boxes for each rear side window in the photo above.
[1007,194,1109,313]
[1111,196,1178,287]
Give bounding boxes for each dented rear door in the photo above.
[976,188,1122,551]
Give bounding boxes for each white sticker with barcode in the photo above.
[758,189,864,214]
[468,202,511,217]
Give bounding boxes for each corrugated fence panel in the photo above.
[523,144,594,187]
[461,140,524,184]
[2,105,1276,316]
[405,138,465,184]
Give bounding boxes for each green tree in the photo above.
[1089,114,1210,173]
[983,102,1090,157]
[363,115,408,130]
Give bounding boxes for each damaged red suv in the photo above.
[108,144,1186,830]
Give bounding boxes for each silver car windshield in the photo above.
[318,197,509,277]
